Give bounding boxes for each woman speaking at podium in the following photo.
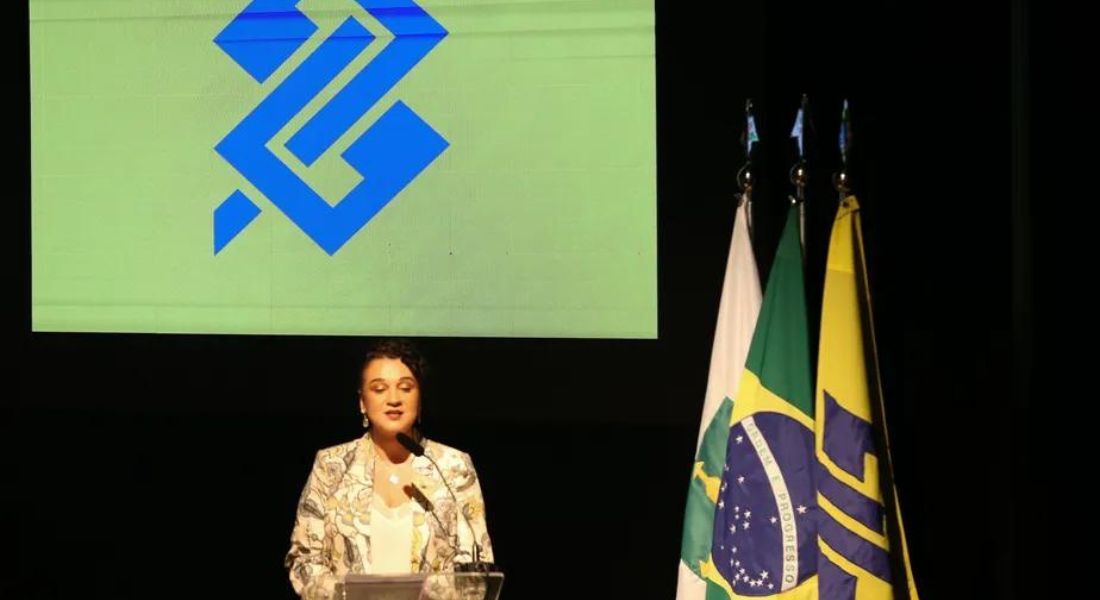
[285,340,494,599]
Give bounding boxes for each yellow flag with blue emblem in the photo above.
[814,196,919,599]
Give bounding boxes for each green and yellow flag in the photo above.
[704,203,819,599]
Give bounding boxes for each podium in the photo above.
[340,572,504,600]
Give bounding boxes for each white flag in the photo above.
[676,195,763,600]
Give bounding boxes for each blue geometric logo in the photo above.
[213,0,449,254]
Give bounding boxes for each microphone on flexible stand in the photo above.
[397,432,494,572]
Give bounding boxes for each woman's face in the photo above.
[360,357,420,438]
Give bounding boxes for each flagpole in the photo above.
[789,94,809,205]
[737,99,756,195]
[833,99,853,201]
[790,94,809,250]
[738,99,758,235]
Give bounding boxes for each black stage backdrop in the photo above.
[6,1,1037,598]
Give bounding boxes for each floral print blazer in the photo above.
[285,435,494,599]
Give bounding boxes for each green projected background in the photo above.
[30,0,656,337]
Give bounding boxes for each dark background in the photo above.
[6,0,1036,598]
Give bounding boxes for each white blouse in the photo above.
[369,494,414,574]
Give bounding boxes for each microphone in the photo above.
[396,431,426,457]
[397,432,488,567]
